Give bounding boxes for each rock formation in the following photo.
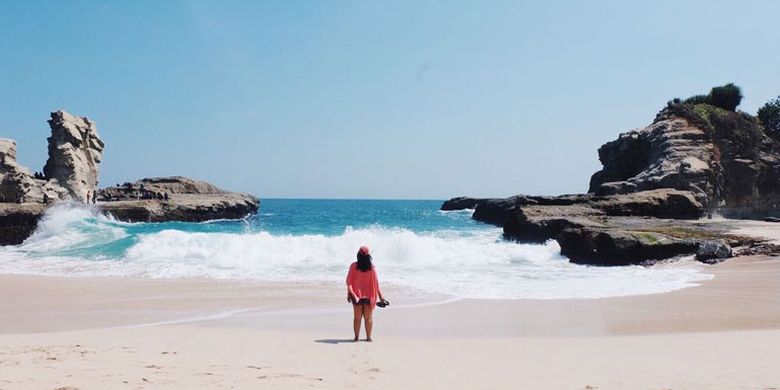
[0,204,47,246]
[98,176,259,222]
[590,104,780,217]
[588,111,719,208]
[1,138,68,204]
[442,104,780,266]
[43,110,104,200]
[1,111,260,245]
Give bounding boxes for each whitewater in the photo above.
[0,199,713,300]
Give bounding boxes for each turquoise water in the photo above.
[0,199,712,299]
[256,199,488,235]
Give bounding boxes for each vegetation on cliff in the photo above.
[679,83,743,111]
[666,84,780,160]
[758,96,780,140]
[444,83,780,266]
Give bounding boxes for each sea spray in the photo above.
[0,200,713,299]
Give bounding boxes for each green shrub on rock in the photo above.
[678,83,743,111]
[683,94,711,105]
[758,96,780,140]
[708,83,743,111]
[667,102,763,158]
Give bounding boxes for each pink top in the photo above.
[346,262,382,307]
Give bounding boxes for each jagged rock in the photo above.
[590,104,780,218]
[0,138,29,203]
[502,204,603,244]
[589,112,718,208]
[460,189,702,227]
[590,189,703,219]
[442,104,780,266]
[98,176,259,222]
[459,194,589,226]
[1,138,67,204]
[440,196,484,211]
[43,110,104,200]
[446,188,747,265]
[100,176,228,201]
[0,139,17,165]
[1,110,260,245]
[557,227,699,266]
[0,204,46,245]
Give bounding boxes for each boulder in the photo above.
[43,110,104,200]
[557,227,699,266]
[695,239,732,264]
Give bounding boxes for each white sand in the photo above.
[2,326,779,390]
[0,256,779,389]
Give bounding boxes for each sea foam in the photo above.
[0,203,713,300]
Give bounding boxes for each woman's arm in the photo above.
[346,264,356,301]
[373,268,384,301]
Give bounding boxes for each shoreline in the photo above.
[1,254,778,336]
[1,253,778,389]
[0,256,778,389]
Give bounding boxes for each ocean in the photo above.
[0,199,712,300]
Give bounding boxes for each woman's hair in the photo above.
[356,252,373,272]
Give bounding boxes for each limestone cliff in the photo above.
[442,104,780,265]
[98,176,260,222]
[588,112,719,208]
[1,111,260,245]
[589,104,780,217]
[43,110,104,200]
[1,138,68,204]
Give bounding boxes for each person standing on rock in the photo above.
[346,246,388,342]
[85,191,90,204]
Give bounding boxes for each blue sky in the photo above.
[1,1,779,199]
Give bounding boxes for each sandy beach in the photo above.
[1,253,779,390]
[3,1,780,388]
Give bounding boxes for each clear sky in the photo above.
[1,1,779,199]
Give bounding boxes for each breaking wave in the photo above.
[0,203,713,299]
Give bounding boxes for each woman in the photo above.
[346,246,385,342]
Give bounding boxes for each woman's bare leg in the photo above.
[363,305,374,341]
[352,304,362,341]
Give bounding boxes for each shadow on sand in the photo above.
[314,338,357,344]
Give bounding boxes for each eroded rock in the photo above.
[43,110,104,200]
[1,138,68,204]
[98,176,259,222]
[589,114,718,208]
[442,105,780,265]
